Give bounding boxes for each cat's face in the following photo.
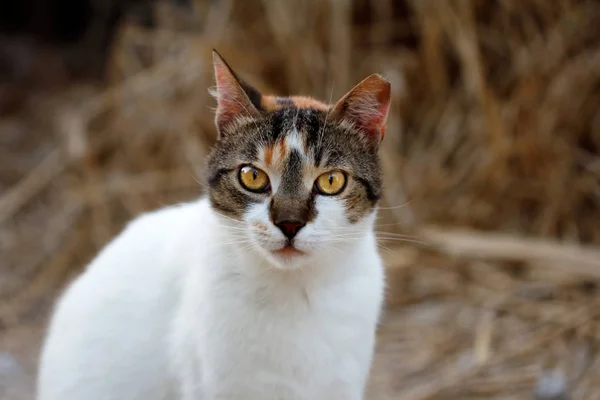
[205,51,390,269]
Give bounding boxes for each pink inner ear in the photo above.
[334,74,391,139]
[212,51,259,129]
[214,66,246,117]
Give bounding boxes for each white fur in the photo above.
[285,127,305,154]
[37,196,384,400]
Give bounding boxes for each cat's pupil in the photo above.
[252,170,258,180]
[328,174,334,185]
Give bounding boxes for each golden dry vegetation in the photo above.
[1,0,600,399]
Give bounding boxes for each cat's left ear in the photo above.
[331,74,391,142]
[212,50,262,135]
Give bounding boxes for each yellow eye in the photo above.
[239,165,270,192]
[315,170,347,196]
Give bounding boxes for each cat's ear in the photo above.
[331,74,391,141]
[212,50,262,135]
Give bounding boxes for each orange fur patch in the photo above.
[261,95,329,111]
[289,96,329,111]
[278,140,287,159]
[261,95,279,111]
[264,145,274,166]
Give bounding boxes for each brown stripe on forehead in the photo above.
[270,149,317,225]
[259,106,326,157]
[279,149,305,194]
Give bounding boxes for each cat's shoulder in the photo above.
[84,197,214,271]
[122,196,212,237]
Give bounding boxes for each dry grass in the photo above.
[1,0,600,399]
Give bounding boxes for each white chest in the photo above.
[182,260,382,400]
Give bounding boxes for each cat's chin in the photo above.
[259,245,309,270]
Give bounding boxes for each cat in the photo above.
[36,50,391,400]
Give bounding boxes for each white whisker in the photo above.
[318,81,336,151]
[376,200,414,211]
[375,237,428,246]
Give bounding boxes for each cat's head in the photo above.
[205,50,390,269]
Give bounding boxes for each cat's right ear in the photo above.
[211,50,262,136]
[331,74,391,143]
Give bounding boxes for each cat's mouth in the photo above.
[272,244,305,257]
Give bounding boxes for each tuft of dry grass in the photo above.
[1,0,600,399]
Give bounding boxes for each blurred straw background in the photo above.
[1,0,600,399]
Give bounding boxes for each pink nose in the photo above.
[276,221,305,240]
